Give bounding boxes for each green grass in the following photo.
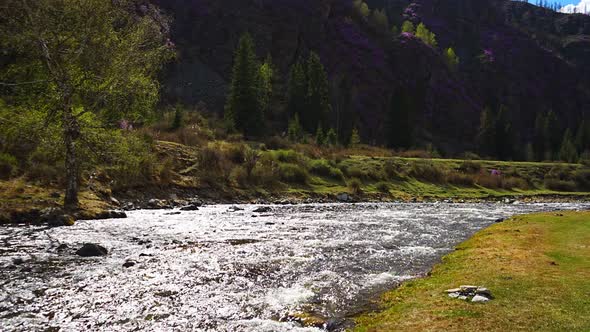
[353,211,590,332]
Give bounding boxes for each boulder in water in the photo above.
[253,206,272,213]
[76,243,108,257]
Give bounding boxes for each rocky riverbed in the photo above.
[1,202,588,331]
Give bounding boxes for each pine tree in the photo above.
[401,21,415,34]
[533,112,546,161]
[325,128,338,146]
[288,113,303,142]
[225,33,264,137]
[494,105,513,160]
[559,129,578,163]
[304,52,332,133]
[386,89,414,149]
[171,105,184,130]
[444,47,459,69]
[543,111,560,160]
[258,54,273,115]
[315,124,325,146]
[287,60,307,127]
[349,128,361,147]
[477,107,496,157]
[416,23,437,47]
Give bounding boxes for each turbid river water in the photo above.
[1,202,588,331]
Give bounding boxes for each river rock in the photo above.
[180,204,200,211]
[336,193,351,202]
[76,243,108,257]
[253,207,272,213]
[123,260,137,268]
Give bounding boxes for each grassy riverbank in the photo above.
[2,139,590,223]
[353,211,590,332]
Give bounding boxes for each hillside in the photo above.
[155,0,590,155]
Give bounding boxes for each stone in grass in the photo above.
[448,292,460,299]
[476,287,493,299]
[472,295,490,303]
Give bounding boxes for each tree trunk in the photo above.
[63,106,80,211]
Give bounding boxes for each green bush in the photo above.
[251,153,279,186]
[409,162,446,183]
[384,160,404,180]
[345,166,366,179]
[544,178,577,192]
[278,163,309,184]
[503,177,529,190]
[226,144,246,164]
[272,149,303,164]
[309,159,344,181]
[231,166,249,187]
[573,169,590,190]
[0,153,18,180]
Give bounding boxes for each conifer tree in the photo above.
[494,105,513,160]
[287,113,303,142]
[401,21,415,34]
[349,128,361,147]
[258,54,273,115]
[386,89,414,149]
[533,112,546,161]
[304,52,332,133]
[477,107,496,157]
[315,124,325,146]
[225,33,264,137]
[287,60,307,126]
[416,23,437,47]
[444,47,459,69]
[325,128,338,146]
[543,111,560,160]
[559,129,578,163]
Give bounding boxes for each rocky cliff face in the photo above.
[155,0,590,153]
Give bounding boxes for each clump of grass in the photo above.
[409,162,446,183]
[375,181,390,193]
[446,171,475,186]
[309,159,345,182]
[348,178,363,195]
[457,160,482,174]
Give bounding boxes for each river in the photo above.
[1,202,588,331]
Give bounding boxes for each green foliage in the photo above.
[309,159,345,181]
[0,153,17,180]
[416,23,437,47]
[391,25,399,35]
[325,128,338,146]
[287,61,307,125]
[370,9,389,32]
[444,47,459,69]
[259,54,273,114]
[287,113,303,142]
[401,21,416,34]
[349,128,361,147]
[278,163,309,184]
[573,169,590,190]
[559,129,578,163]
[477,106,514,160]
[0,0,173,206]
[225,33,264,137]
[305,52,332,133]
[171,105,184,130]
[353,0,370,18]
[315,124,325,146]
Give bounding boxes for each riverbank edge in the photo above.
[2,182,590,225]
[351,210,590,332]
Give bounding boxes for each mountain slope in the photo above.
[155,0,590,155]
